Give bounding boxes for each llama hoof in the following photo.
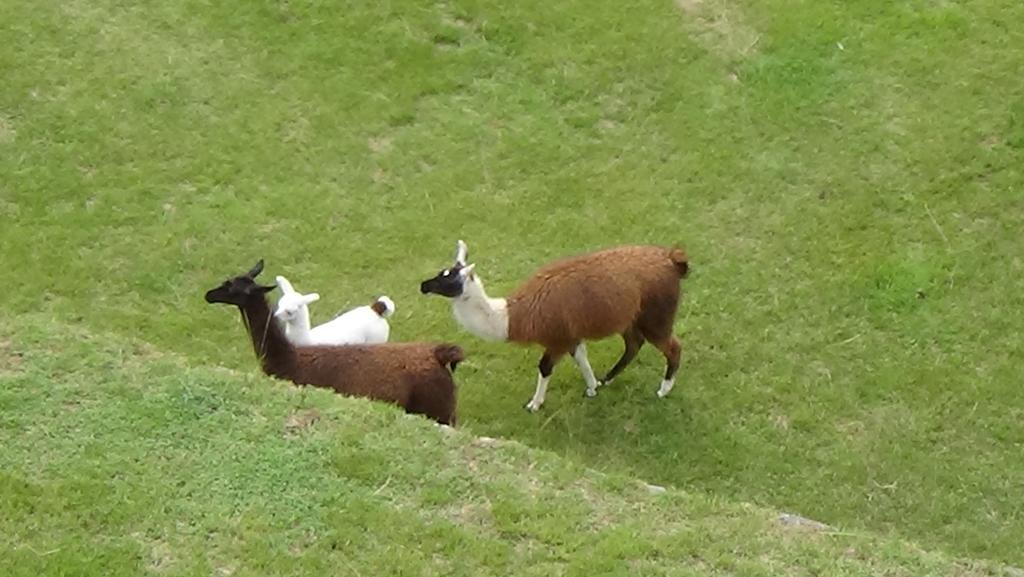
[584,387,598,398]
[524,400,542,412]
[657,378,676,398]
[598,378,613,387]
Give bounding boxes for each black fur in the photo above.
[420,264,466,298]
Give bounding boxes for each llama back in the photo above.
[311,305,390,345]
[507,246,684,344]
[291,342,457,413]
[267,338,458,425]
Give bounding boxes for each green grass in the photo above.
[2,0,1024,568]
[0,314,1009,576]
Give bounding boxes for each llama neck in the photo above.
[240,296,296,377]
[284,306,314,345]
[453,275,509,342]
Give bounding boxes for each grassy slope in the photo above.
[2,0,1023,564]
[0,315,1007,576]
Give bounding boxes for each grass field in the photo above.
[0,315,1009,575]
[2,0,1023,570]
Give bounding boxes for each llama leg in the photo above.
[526,350,561,412]
[571,342,601,398]
[636,291,681,398]
[600,327,645,386]
[650,336,682,398]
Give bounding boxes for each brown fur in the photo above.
[238,293,461,425]
[507,246,687,350]
[370,300,388,316]
[505,245,688,386]
[669,248,690,278]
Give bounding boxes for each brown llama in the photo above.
[420,241,689,411]
[206,260,463,425]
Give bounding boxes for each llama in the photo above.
[420,241,689,412]
[206,260,463,425]
[274,275,394,346]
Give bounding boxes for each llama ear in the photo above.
[460,263,476,278]
[455,240,468,266]
[275,275,295,295]
[303,293,321,305]
[247,260,265,279]
[258,284,276,294]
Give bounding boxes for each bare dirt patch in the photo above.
[674,0,760,60]
[676,0,703,12]
[0,339,24,374]
[0,114,15,144]
[368,135,392,155]
[284,409,321,433]
[148,539,175,572]
[130,532,176,573]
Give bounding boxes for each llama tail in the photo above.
[370,296,396,318]
[668,248,690,278]
[433,344,466,372]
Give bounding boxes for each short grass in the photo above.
[2,0,1024,567]
[0,315,1008,576]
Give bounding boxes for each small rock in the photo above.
[473,436,499,446]
[643,482,667,494]
[778,513,831,531]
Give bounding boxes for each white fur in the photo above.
[451,264,510,342]
[447,244,595,411]
[525,372,549,412]
[446,240,671,412]
[448,243,600,410]
[274,275,393,346]
[572,343,600,397]
[657,378,675,398]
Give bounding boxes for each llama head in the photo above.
[273,275,320,322]
[205,260,277,307]
[420,240,476,298]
